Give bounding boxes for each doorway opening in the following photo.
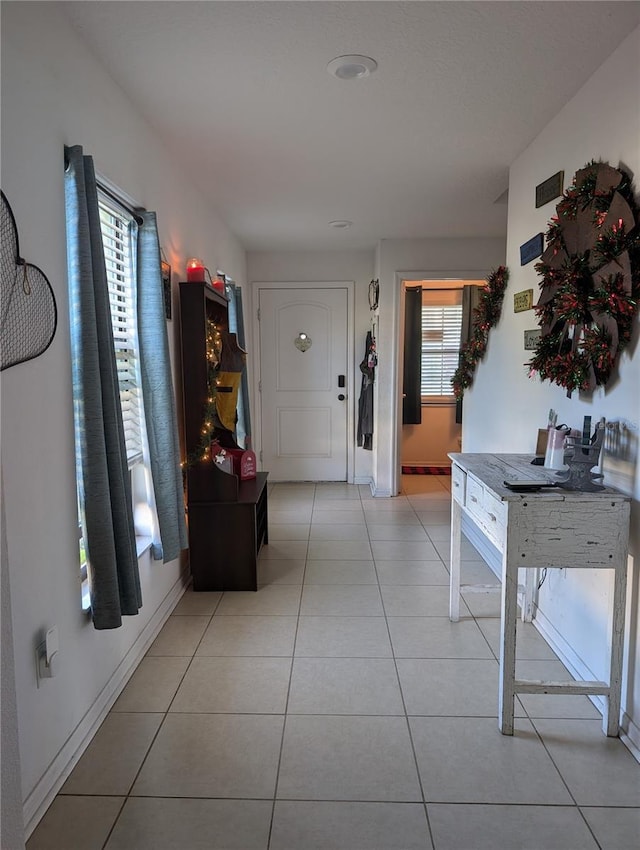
[396,274,486,495]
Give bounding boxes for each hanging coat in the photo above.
[357,331,375,450]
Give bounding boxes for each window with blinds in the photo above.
[98,194,143,465]
[421,290,463,398]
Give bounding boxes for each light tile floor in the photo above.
[28,478,640,850]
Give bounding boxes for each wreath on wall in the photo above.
[528,161,640,396]
[451,265,509,400]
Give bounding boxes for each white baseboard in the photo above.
[533,607,640,764]
[23,570,189,838]
[620,714,640,764]
[353,476,373,486]
[370,484,393,497]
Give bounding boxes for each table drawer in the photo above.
[451,464,466,505]
[484,489,507,526]
[466,477,484,519]
[465,475,506,548]
[482,489,507,546]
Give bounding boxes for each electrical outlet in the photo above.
[35,626,59,685]
[36,640,50,685]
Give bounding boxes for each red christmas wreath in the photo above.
[528,161,639,395]
[451,266,509,400]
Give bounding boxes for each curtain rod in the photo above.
[63,146,145,225]
[408,286,467,292]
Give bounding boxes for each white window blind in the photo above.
[98,194,143,465]
[421,299,463,397]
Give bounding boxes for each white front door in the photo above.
[258,287,348,481]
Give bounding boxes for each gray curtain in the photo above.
[136,212,188,561]
[403,286,422,424]
[64,145,141,629]
[455,284,482,424]
[227,282,251,447]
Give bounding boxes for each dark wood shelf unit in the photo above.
[179,281,268,591]
[188,468,268,591]
[179,282,229,459]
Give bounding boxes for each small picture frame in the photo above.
[161,261,172,320]
[536,171,564,208]
[520,233,544,265]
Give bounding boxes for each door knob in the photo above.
[338,394,345,401]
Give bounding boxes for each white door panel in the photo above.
[276,302,331,390]
[277,407,331,457]
[260,287,348,481]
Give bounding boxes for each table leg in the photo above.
[522,566,535,622]
[449,499,462,621]
[498,547,518,735]
[606,558,627,736]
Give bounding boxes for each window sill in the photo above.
[80,536,154,614]
[136,535,153,558]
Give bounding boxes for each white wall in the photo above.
[1,475,25,849]
[463,28,640,752]
[0,3,246,832]
[246,250,375,483]
[402,407,461,467]
[374,238,506,494]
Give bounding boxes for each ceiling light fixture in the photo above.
[327,55,377,80]
[329,220,352,229]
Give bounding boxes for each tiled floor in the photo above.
[28,478,639,849]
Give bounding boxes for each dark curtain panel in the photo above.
[455,284,482,424]
[64,145,141,629]
[227,283,252,445]
[403,286,422,424]
[136,211,188,562]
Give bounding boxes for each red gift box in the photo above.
[226,447,256,480]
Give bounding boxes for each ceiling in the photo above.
[61,1,640,252]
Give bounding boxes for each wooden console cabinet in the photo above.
[179,282,268,591]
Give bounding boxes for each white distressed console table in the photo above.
[448,453,630,737]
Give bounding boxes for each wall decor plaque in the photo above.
[524,328,541,350]
[514,289,534,313]
[520,233,544,265]
[536,170,564,208]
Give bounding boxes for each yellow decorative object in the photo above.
[215,372,243,431]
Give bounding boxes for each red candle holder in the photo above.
[186,258,206,282]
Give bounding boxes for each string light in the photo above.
[183,317,223,468]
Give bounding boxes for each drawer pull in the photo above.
[470,495,478,503]
[488,512,497,522]
[454,481,459,487]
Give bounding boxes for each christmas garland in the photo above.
[528,161,640,395]
[451,265,509,400]
[184,316,221,468]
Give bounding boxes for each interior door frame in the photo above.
[393,269,491,496]
[250,280,355,483]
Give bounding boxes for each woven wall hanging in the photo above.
[1,190,57,370]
